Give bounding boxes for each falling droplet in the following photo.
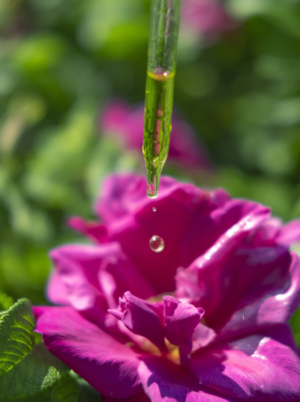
[150,235,165,253]
[152,207,157,212]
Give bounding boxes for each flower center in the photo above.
[165,339,180,364]
[136,337,181,364]
[147,292,174,303]
[110,291,215,367]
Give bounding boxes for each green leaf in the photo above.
[77,383,101,402]
[0,298,35,377]
[7,378,82,402]
[11,387,53,402]
[0,299,81,402]
[0,343,69,399]
[51,374,80,402]
[0,291,14,311]
[290,305,300,347]
[69,371,101,402]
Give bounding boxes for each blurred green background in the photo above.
[0,0,300,342]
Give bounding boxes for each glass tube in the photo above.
[143,0,182,198]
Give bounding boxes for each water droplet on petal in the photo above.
[152,207,157,212]
[150,235,164,253]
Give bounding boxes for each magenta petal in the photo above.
[68,216,108,243]
[47,268,71,306]
[163,296,203,345]
[97,257,156,305]
[167,116,211,170]
[95,174,146,222]
[215,252,300,338]
[35,306,142,398]
[48,242,155,314]
[176,208,299,336]
[49,244,116,311]
[101,101,144,151]
[188,324,300,401]
[102,393,150,402]
[191,323,216,351]
[261,253,300,321]
[101,100,130,135]
[277,219,300,246]
[180,199,270,268]
[111,292,166,352]
[33,305,56,319]
[107,175,231,293]
[250,218,282,246]
[181,0,236,36]
[138,356,235,402]
[94,173,182,224]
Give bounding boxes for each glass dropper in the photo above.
[143,0,182,198]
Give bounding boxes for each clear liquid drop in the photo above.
[152,207,157,212]
[150,235,165,253]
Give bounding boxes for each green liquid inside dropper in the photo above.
[143,69,175,198]
[143,0,181,198]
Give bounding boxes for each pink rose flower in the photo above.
[34,174,300,401]
[101,101,211,171]
[181,0,237,37]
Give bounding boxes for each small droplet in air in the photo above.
[152,207,157,212]
[150,235,164,253]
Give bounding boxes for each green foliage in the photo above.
[0,299,35,377]
[77,383,102,402]
[290,308,300,347]
[51,375,80,402]
[0,298,101,401]
[0,291,14,311]
[0,343,69,399]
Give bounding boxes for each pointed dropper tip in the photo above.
[146,174,161,198]
[147,190,158,199]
